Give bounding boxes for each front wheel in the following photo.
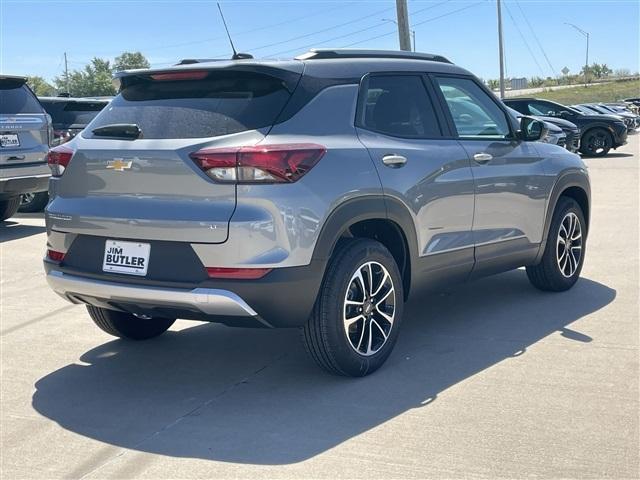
[580,128,612,157]
[302,238,404,377]
[87,306,176,340]
[526,197,586,292]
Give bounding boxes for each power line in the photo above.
[213,5,397,57]
[341,1,486,48]
[513,0,557,77]
[503,1,545,77]
[72,2,354,57]
[263,0,455,58]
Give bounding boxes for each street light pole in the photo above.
[496,0,505,99]
[565,23,590,86]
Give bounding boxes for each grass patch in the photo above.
[512,79,640,105]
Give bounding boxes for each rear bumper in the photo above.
[0,171,49,199]
[44,258,325,328]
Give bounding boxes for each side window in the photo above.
[529,101,560,117]
[434,76,510,139]
[358,75,442,138]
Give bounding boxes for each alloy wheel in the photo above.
[343,261,396,356]
[556,212,583,278]
[20,193,35,206]
[585,131,611,155]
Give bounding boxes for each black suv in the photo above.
[504,98,628,157]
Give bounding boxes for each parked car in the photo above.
[504,97,627,156]
[0,75,51,220]
[589,103,639,131]
[43,49,590,376]
[18,96,111,213]
[575,103,638,133]
[506,106,566,147]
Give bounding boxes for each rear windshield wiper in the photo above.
[92,123,142,139]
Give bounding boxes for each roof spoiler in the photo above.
[0,75,28,85]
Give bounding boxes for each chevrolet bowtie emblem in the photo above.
[106,159,133,171]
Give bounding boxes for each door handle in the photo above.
[7,155,26,161]
[382,154,407,168]
[473,152,493,164]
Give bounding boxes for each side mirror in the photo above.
[519,116,547,142]
[560,110,573,119]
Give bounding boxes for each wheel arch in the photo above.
[312,196,419,300]
[535,171,591,264]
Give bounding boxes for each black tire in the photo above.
[302,238,404,377]
[580,128,612,157]
[0,196,21,221]
[526,196,586,292]
[18,192,49,213]
[86,306,176,340]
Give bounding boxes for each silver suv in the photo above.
[1,76,51,220]
[43,50,590,376]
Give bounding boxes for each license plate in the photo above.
[0,134,19,148]
[103,240,150,276]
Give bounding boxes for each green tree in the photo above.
[54,57,116,97]
[486,79,499,90]
[113,51,150,71]
[26,76,56,96]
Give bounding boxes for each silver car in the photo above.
[43,49,590,376]
[0,75,51,220]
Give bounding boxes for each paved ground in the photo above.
[1,136,638,479]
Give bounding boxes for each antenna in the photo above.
[216,3,253,60]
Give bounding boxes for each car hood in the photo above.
[576,113,625,123]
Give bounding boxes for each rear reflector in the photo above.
[190,144,326,184]
[47,250,65,262]
[150,70,209,81]
[206,267,272,280]
[47,144,74,177]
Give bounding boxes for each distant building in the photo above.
[510,77,528,90]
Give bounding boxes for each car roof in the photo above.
[115,49,471,82]
[38,96,111,103]
[0,74,27,81]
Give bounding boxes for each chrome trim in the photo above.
[46,270,257,317]
[0,173,50,182]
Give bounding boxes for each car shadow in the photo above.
[32,270,615,466]
[0,220,45,242]
[603,152,634,158]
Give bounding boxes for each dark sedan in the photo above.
[505,98,628,157]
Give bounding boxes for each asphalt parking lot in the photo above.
[1,136,638,479]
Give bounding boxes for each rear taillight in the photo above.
[189,144,326,184]
[46,250,65,262]
[150,71,209,81]
[47,144,74,177]
[206,267,272,279]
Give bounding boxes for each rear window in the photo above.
[41,100,108,128]
[0,83,43,114]
[86,71,292,139]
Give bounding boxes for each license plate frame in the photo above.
[0,133,20,148]
[102,239,150,276]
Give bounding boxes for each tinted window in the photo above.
[0,83,43,114]
[41,100,108,128]
[358,75,442,138]
[87,71,291,139]
[435,77,510,139]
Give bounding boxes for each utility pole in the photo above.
[383,18,415,52]
[63,52,70,95]
[496,0,505,99]
[395,0,412,52]
[565,23,590,87]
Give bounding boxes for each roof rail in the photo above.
[295,48,452,64]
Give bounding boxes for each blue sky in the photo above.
[1,0,638,82]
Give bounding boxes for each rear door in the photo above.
[0,78,49,168]
[432,75,548,275]
[355,73,476,285]
[47,68,300,244]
